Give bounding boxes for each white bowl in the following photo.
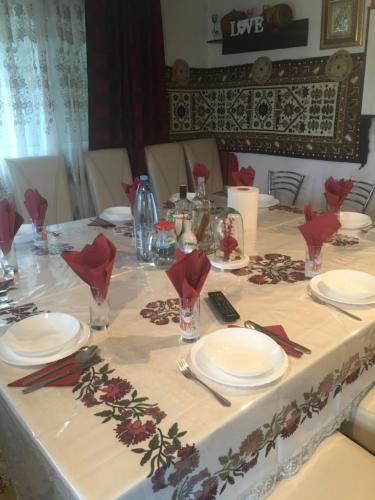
[100,206,132,222]
[318,269,375,301]
[258,194,279,208]
[339,211,372,230]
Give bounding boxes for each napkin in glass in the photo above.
[166,249,211,305]
[122,177,140,208]
[61,233,116,300]
[231,166,255,186]
[298,210,341,259]
[0,199,24,254]
[324,176,353,212]
[193,163,210,185]
[24,188,48,226]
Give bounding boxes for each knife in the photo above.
[22,361,94,394]
[244,320,312,355]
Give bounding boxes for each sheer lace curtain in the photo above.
[0,0,90,217]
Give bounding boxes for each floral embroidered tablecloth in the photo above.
[0,212,374,500]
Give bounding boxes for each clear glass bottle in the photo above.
[153,220,176,268]
[133,175,158,262]
[173,185,192,239]
[192,176,214,253]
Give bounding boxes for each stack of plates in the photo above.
[339,212,372,231]
[309,269,375,305]
[190,328,288,388]
[99,206,132,222]
[258,194,279,208]
[0,313,90,366]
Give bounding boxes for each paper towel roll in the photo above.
[227,186,259,257]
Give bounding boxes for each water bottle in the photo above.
[133,175,158,262]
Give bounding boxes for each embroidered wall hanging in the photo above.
[166,54,365,163]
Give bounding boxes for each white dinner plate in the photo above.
[339,212,372,230]
[258,194,279,208]
[309,274,375,305]
[100,206,132,222]
[170,192,195,202]
[3,313,81,357]
[0,321,91,366]
[190,329,288,387]
[318,270,375,301]
[210,254,249,271]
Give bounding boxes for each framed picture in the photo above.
[321,0,364,49]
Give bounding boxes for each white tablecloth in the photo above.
[0,211,374,500]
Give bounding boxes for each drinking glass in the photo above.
[0,240,18,275]
[90,287,110,331]
[179,297,200,342]
[32,223,48,254]
[305,246,322,278]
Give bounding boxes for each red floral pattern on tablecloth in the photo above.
[74,344,374,499]
[113,221,134,238]
[232,254,306,284]
[140,299,180,325]
[328,234,359,246]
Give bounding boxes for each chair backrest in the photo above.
[84,148,133,214]
[145,142,188,205]
[268,170,305,206]
[342,180,375,214]
[5,155,74,224]
[182,138,224,195]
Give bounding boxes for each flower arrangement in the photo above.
[219,215,241,261]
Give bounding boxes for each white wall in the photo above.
[161,0,375,214]
[161,0,208,67]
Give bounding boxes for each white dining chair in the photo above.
[182,138,224,196]
[268,432,375,500]
[340,386,375,455]
[84,148,133,214]
[145,142,188,205]
[5,155,74,224]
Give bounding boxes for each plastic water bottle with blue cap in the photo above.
[133,175,158,262]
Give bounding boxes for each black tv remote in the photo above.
[208,291,240,323]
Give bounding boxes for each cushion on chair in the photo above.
[182,138,224,195]
[84,148,133,214]
[267,433,375,500]
[5,155,73,224]
[145,143,188,205]
[340,386,375,455]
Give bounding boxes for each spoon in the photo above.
[24,345,98,385]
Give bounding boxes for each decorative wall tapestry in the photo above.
[166,54,365,163]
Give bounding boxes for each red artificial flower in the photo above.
[220,235,238,256]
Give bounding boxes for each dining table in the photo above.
[0,207,374,500]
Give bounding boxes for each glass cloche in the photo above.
[211,207,249,270]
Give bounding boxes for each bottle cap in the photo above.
[179,185,187,199]
[140,175,148,181]
[155,220,174,231]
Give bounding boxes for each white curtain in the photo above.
[0,0,90,217]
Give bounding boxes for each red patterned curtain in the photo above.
[85,0,169,176]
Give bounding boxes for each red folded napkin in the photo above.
[231,166,255,186]
[88,217,115,228]
[298,211,341,259]
[8,351,91,387]
[0,199,24,254]
[193,163,210,185]
[122,177,139,208]
[166,249,211,305]
[303,204,317,222]
[324,176,353,212]
[229,324,302,358]
[24,188,48,226]
[61,233,116,299]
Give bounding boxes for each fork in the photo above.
[308,292,362,321]
[177,359,231,407]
